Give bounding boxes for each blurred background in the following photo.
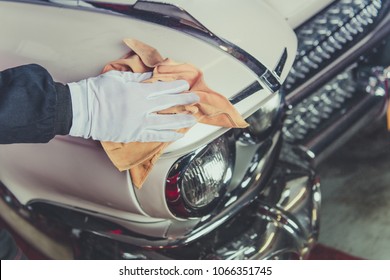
[318,117,390,259]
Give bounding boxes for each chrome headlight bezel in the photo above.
[165,133,235,218]
[165,90,284,218]
[238,93,284,145]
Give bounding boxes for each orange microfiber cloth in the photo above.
[101,39,249,188]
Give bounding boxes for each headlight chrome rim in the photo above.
[238,93,284,145]
[165,133,235,218]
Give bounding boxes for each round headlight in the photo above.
[165,134,235,218]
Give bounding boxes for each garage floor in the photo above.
[318,118,390,260]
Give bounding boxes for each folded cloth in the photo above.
[101,39,249,188]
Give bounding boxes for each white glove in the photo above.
[68,71,199,142]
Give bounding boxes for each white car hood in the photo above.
[0,0,297,220]
[0,0,296,156]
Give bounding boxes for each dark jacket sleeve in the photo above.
[0,229,27,260]
[0,64,72,144]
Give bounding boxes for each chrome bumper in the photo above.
[203,160,320,260]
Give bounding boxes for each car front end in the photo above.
[0,0,388,260]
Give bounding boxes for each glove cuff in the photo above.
[68,80,91,139]
[54,83,73,136]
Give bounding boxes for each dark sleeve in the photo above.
[0,229,27,260]
[0,64,72,144]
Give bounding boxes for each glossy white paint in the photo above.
[157,0,298,156]
[264,0,335,28]
[0,0,297,223]
[153,0,297,79]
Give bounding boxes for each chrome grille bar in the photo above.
[283,69,357,143]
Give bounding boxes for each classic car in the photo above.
[0,0,389,259]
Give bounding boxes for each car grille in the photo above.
[284,0,387,92]
[283,69,358,143]
[282,0,390,153]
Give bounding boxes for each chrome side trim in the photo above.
[274,48,288,77]
[133,1,210,33]
[3,0,282,94]
[230,82,263,105]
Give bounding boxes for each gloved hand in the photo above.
[67,71,199,142]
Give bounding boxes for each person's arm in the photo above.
[0,64,72,144]
[0,64,198,144]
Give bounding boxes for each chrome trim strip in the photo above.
[274,48,288,77]
[230,82,263,105]
[2,0,282,94]
[133,0,210,33]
